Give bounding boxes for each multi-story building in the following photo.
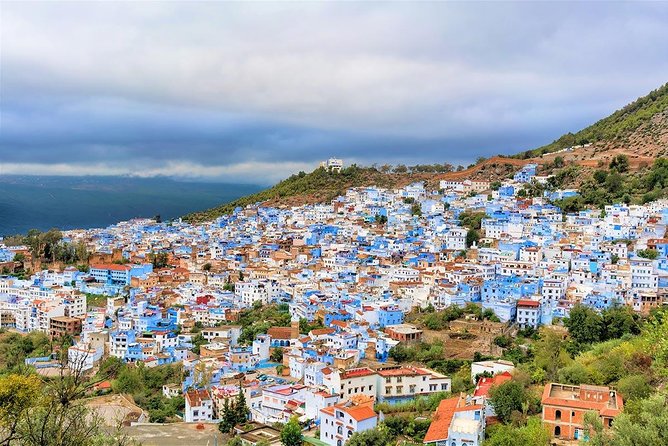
[376,366,451,403]
[185,389,214,422]
[320,401,378,446]
[541,383,623,441]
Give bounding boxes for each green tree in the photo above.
[609,154,630,173]
[218,397,235,434]
[280,416,302,446]
[564,304,603,346]
[605,392,668,445]
[485,417,550,446]
[601,305,640,340]
[488,380,528,424]
[235,384,249,424]
[637,249,658,260]
[533,329,571,381]
[270,347,284,363]
[347,424,393,446]
[466,229,480,248]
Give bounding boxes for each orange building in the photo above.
[541,383,623,441]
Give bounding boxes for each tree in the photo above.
[202,263,212,272]
[270,347,284,363]
[347,424,393,446]
[601,305,640,340]
[609,154,629,173]
[280,416,302,446]
[218,397,236,434]
[411,203,422,216]
[605,392,668,445]
[488,380,529,424]
[564,304,603,347]
[466,229,480,248]
[485,417,550,446]
[533,329,570,381]
[637,249,658,260]
[149,252,169,268]
[553,156,565,168]
[0,374,41,443]
[235,384,249,425]
[227,437,243,446]
[616,375,652,402]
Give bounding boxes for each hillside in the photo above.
[183,158,530,222]
[516,82,668,161]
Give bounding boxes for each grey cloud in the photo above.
[1,1,668,181]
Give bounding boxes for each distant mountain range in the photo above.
[0,176,261,235]
[186,82,668,222]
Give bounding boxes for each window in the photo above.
[555,410,561,421]
[554,426,561,437]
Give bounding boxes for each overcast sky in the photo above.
[1,1,667,185]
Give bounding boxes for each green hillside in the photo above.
[183,165,398,223]
[515,82,668,159]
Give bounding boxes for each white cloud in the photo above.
[0,160,314,185]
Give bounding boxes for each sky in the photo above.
[1,2,668,185]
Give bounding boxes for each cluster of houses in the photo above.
[0,165,664,444]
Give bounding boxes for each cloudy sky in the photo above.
[1,2,667,185]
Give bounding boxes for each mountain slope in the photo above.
[516,82,668,160]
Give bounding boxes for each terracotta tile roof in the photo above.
[319,404,377,422]
[340,367,376,379]
[345,405,377,422]
[91,263,132,271]
[185,389,211,407]
[423,397,458,443]
[474,371,513,398]
[268,327,294,339]
[517,299,540,308]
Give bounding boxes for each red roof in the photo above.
[185,389,211,407]
[91,263,132,272]
[474,371,513,397]
[517,299,540,308]
[423,397,459,443]
[340,367,376,379]
[319,404,377,422]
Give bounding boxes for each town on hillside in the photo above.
[1,160,668,446]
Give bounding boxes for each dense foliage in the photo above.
[550,157,668,212]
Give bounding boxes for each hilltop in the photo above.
[186,82,668,222]
[183,158,529,223]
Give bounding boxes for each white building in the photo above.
[320,402,378,446]
[184,389,214,423]
[470,359,515,382]
[323,367,378,401]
